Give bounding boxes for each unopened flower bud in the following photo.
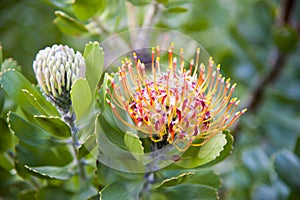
[33,44,86,113]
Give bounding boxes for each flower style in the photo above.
[107,44,246,151]
[33,44,86,113]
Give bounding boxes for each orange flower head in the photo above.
[107,44,246,151]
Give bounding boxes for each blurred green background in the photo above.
[1,0,300,199]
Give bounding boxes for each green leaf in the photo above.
[25,164,74,180]
[157,0,168,4]
[153,172,194,188]
[96,161,119,186]
[34,115,71,138]
[0,44,2,67]
[175,132,227,168]
[252,183,277,200]
[160,169,221,189]
[124,131,144,162]
[149,193,168,200]
[96,113,146,173]
[49,0,72,8]
[228,24,264,71]
[97,73,109,111]
[100,182,130,200]
[14,160,32,179]
[96,160,143,186]
[18,190,36,200]
[0,153,14,172]
[16,142,73,167]
[287,191,300,200]
[1,58,21,71]
[0,89,4,113]
[21,89,51,115]
[197,132,227,160]
[184,169,221,188]
[36,187,72,200]
[166,6,188,13]
[242,148,270,181]
[53,11,88,36]
[83,41,105,96]
[0,69,59,116]
[0,117,12,152]
[294,135,300,158]
[202,130,234,167]
[78,133,97,159]
[274,149,300,191]
[153,184,218,200]
[62,175,81,193]
[126,0,151,5]
[70,78,92,121]
[97,111,126,148]
[72,186,98,200]
[72,0,106,21]
[272,25,298,54]
[8,112,55,147]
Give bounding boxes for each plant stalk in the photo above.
[140,172,154,200]
[63,112,87,180]
[233,0,298,134]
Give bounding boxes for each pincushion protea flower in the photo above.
[107,44,246,151]
[33,44,86,113]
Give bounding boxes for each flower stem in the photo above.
[139,141,164,199]
[63,112,87,180]
[126,1,138,48]
[234,0,297,135]
[140,172,155,200]
[142,1,160,28]
[92,17,110,34]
